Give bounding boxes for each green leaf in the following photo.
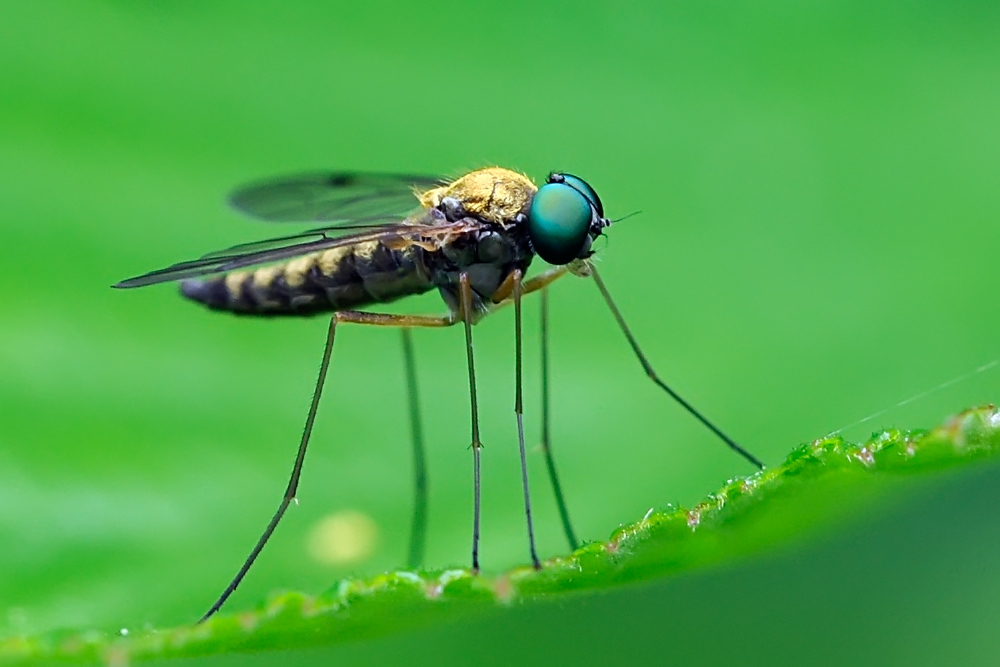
[4,405,999,665]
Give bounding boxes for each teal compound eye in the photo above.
[558,173,604,217]
[527,182,594,265]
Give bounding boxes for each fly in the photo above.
[115,167,764,622]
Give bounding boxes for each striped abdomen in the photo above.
[180,240,434,316]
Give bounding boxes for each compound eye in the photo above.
[528,182,593,265]
[556,173,604,217]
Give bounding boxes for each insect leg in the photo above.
[489,266,579,551]
[539,286,579,550]
[588,265,765,470]
[332,312,456,327]
[201,310,455,623]
[200,315,339,623]
[400,328,428,569]
[512,270,542,569]
[458,274,484,573]
[521,265,571,294]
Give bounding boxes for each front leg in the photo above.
[588,265,764,469]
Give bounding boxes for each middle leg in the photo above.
[400,328,428,569]
[539,285,579,551]
[458,273,484,573]
[512,269,542,569]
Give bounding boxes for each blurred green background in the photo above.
[2,1,999,664]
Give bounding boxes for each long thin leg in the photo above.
[539,286,579,550]
[491,265,570,307]
[589,265,764,470]
[200,309,456,623]
[334,312,456,328]
[458,275,484,573]
[401,329,427,570]
[200,276,574,622]
[199,315,339,623]
[512,270,542,569]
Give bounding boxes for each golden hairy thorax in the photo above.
[417,167,537,227]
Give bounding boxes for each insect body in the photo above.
[180,169,545,316]
[116,166,761,622]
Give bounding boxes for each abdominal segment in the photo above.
[179,241,435,316]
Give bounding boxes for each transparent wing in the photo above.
[229,172,443,222]
[114,218,478,289]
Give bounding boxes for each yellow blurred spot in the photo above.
[306,510,379,565]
